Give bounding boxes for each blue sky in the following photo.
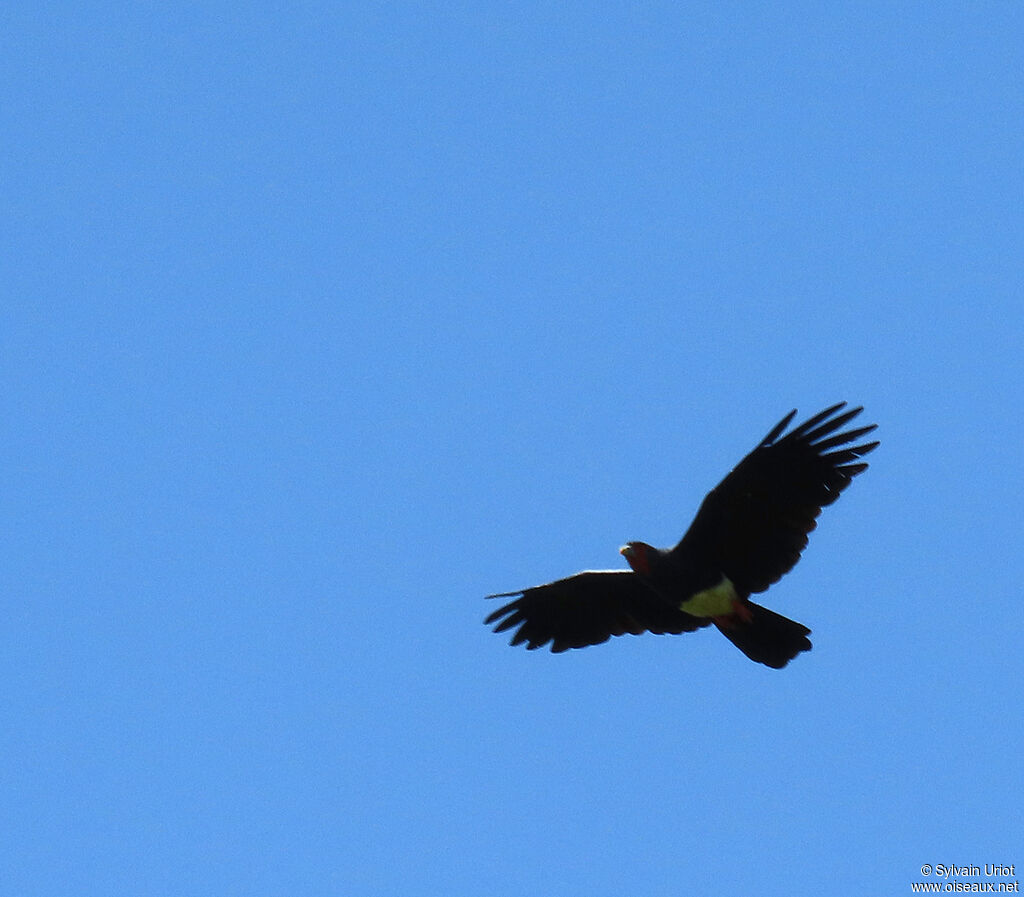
[3,3,1022,895]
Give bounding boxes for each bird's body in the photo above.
[484,403,878,668]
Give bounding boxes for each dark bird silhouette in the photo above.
[484,403,878,668]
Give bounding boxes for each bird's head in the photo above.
[620,541,654,576]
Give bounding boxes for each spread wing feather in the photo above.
[484,570,709,653]
[671,402,879,594]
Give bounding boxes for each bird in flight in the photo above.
[484,403,878,668]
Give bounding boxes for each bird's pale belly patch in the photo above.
[678,575,738,617]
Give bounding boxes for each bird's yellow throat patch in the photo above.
[678,575,738,617]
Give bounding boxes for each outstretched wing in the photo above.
[484,570,709,652]
[672,402,879,594]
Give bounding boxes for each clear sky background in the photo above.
[3,3,1022,895]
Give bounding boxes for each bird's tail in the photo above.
[714,601,812,669]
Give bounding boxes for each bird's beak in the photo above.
[619,545,630,558]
